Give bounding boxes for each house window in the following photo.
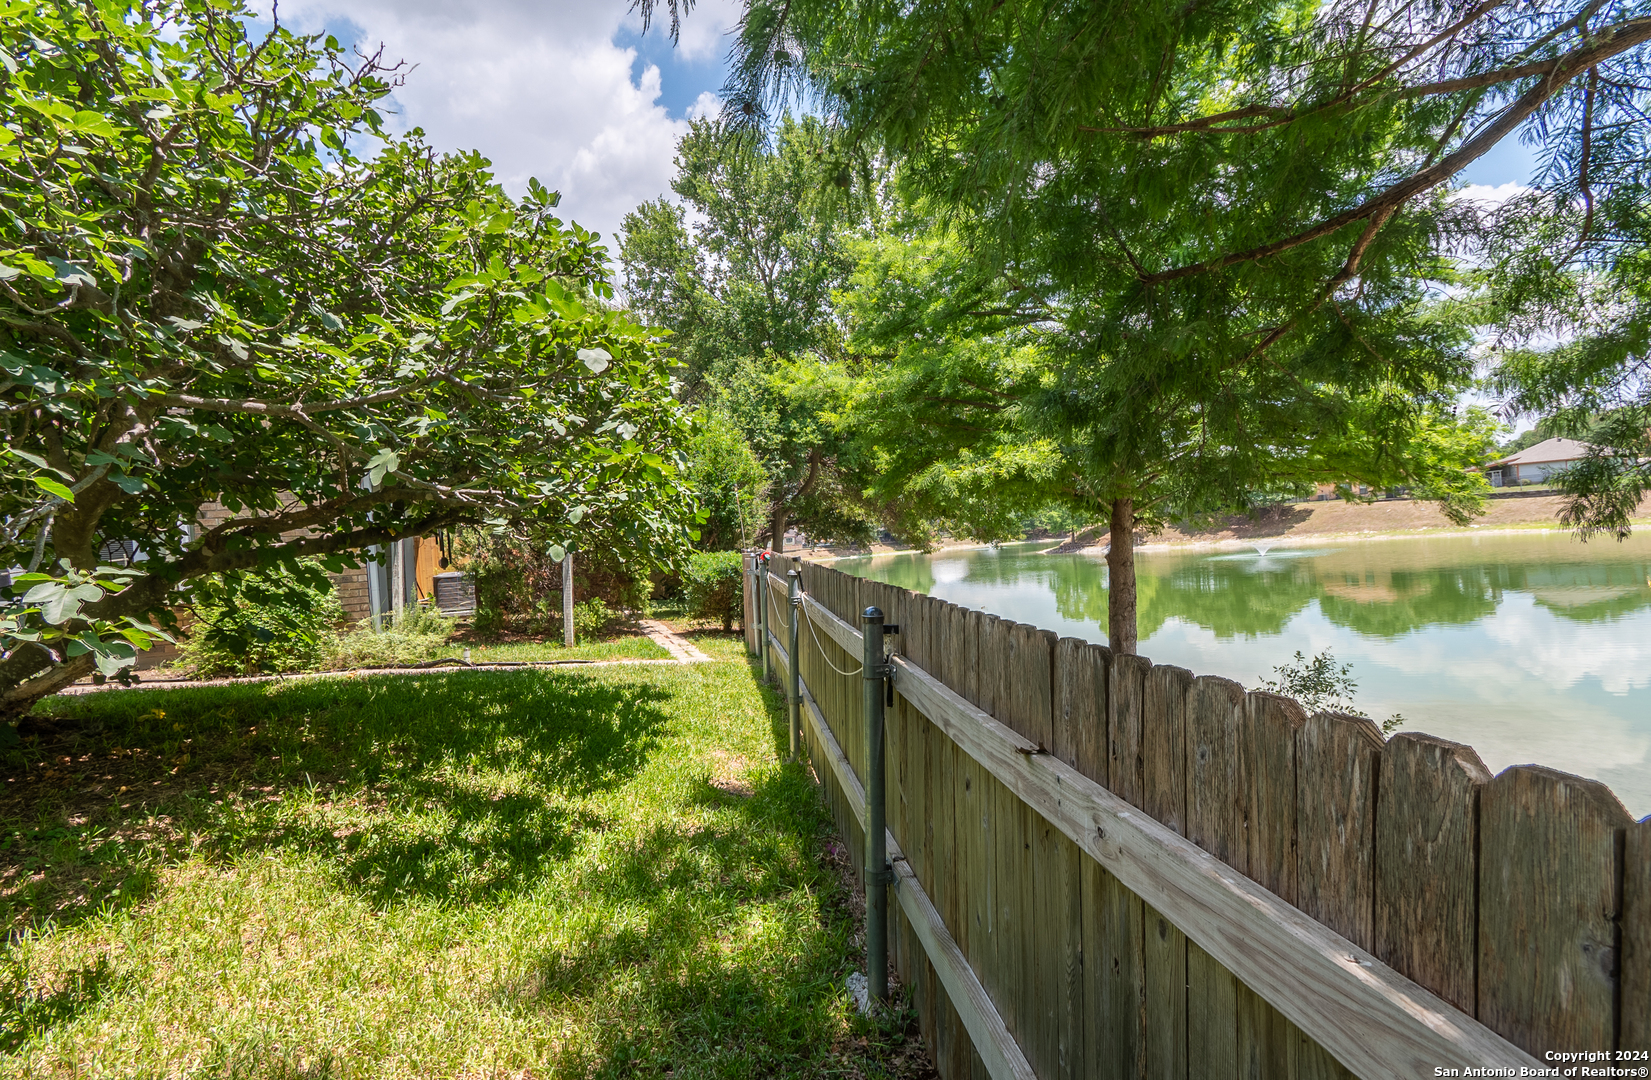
[97,539,141,566]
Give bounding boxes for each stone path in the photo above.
[639,619,712,662]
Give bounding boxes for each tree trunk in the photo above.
[1106,498,1137,655]
[1,652,96,723]
[770,503,787,553]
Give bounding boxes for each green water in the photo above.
[835,531,1651,818]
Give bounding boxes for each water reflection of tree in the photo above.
[854,540,1651,641]
[1514,561,1651,623]
[1135,550,1651,640]
[1316,567,1501,637]
[872,552,938,597]
[1137,563,1319,638]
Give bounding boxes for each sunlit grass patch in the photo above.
[463,636,670,664]
[1,659,927,1078]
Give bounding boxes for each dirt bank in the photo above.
[1040,493,1651,554]
[786,493,1651,561]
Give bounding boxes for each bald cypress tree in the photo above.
[634,0,1651,645]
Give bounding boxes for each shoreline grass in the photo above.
[1,650,927,1077]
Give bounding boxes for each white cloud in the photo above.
[685,90,725,122]
[660,0,743,61]
[1450,182,1531,207]
[276,0,739,250]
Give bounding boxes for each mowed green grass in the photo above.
[0,636,920,1077]
[461,635,670,664]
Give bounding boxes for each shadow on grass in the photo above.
[2,670,671,928]
[483,670,928,1078]
[0,953,124,1053]
[498,758,872,1077]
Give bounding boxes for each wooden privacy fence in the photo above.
[743,552,1651,1080]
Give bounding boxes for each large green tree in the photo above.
[620,116,873,551]
[0,2,695,715]
[836,217,1499,651]
[634,0,1651,647]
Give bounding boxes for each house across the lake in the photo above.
[1485,437,1594,487]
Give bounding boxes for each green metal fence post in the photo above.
[861,604,888,1004]
[758,553,770,682]
[787,570,801,759]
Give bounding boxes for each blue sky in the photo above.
[614,22,731,120]
[1459,130,1543,189]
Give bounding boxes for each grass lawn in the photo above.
[461,636,671,665]
[0,636,928,1078]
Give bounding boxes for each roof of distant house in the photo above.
[1488,437,1594,467]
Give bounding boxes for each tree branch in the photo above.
[1139,17,1651,285]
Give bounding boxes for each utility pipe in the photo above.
[562,551,575,648]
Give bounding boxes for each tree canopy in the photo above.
[696,0,1651,540]
[1,1,695,713]
[620,116,874,550]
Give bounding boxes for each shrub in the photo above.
[684,552,744,632]
[325,606,457,669]
[1260,649,1404,734]
[175,562,343,677]
[689,411,767,551]
[465,533,650,637]
[571,598,619,643]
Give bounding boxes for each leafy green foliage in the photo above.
[325,607,457,670]
[688,411,768,550]
[0,1,696,712]
[466,535,645,640]
[620,117,873,548]
[697,0,1651,626]
[683,551,745,631]
[570,598,620,644]
[175,563,344,677]
[832,218,1498,549]
[1,562,170,680]
[1261,650,1404,735]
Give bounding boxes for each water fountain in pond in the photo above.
[1251,542,1275,556]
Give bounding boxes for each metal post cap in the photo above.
[863,606,884,620]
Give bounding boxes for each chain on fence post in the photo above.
[787,570,801,759]
[861,604,889,1004]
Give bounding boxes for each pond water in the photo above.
[834,531,1651,818]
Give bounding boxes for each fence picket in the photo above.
[1107,654,1151,809]
[1142,900,1188,1080]
[1186,940,1239,1080]
[1141,663,1192,1080]
[1373,733,1490,1015]
[1143,665,1193,835]
[1084,859,1145,1079]
[1297,712,1383,949]
[1624,817,1650,1050]
[1242,691,1306,903]
[1186,675,1246,1078]
[1478,765,1632,1056]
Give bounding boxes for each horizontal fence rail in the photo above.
[745,553,1650,1080]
